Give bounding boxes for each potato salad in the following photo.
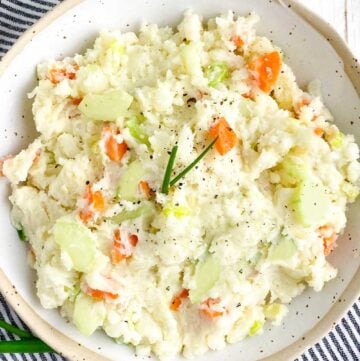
[1,10,360,360]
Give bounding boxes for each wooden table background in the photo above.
[299,0,360,59]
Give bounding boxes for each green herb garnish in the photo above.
[0,320,53,353]
[161,146,178,194]
[169,137,218,187]
[0,320,33,339]
[161,137,218,194]
[16,226,27,242]
[0,339,53,353]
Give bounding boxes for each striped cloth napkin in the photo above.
[0,1,359,360]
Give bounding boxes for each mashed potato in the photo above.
[2,10,360,360]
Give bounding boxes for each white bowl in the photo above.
[0,1,359,360]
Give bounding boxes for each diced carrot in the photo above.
[139,181,153,198]
[232,35,244,49]
[79,184,105,223]
[314,127,324,137]
[170,289,189,311]
[129,234,138,247]
[86,287,118,301]
[318,225,338,256]
[79,209,94,223]
[102,126,128,162]
[200,298,224,319]
[209,117,238,155]
[67,64,79,80]
[111,229,138,264]
[242,90,254,100]
[0,155,13,177]
[49,68,66,84]
[93,190,105,211]
[70,97,83,105]
[248,51,282,93]
[49,64,79,84]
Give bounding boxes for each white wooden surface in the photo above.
[298,0,360,59]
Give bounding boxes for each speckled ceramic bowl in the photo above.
[0,0,359,360]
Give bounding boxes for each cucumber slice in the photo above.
[204,62,229,87]
[117,160,145,201]
[263,303,287,321]
[110,202,154,224]
[162,205,191,218]
[180,43,202,77]
[291,179,331,227]
[278,156,309,187]
[53,216,96,272]
[239,98,254,118]
[269,238,297,262]
[126,117,150,147]
[79,89,133,121]
[248,320,264,336]
[326,131,343,150]
[73,293,106,336]
[189,254,221,304]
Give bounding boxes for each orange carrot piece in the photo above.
[248,51,282,93]
[129,234,138,247]
[70,97,83,105]
[49,64,79,84]
[318,225,338,256]
[111,229,138,264]
[139,181,153,198]
[314,127,324,137]
[209,117,238,155]
[86,287,118,301]
[102,126,128,162]
[200,297,224,319]
[170,289,189,311]
[79,184,105,223]
[79,209,94,223]
[232,35,244,48]
[93,190,105,211]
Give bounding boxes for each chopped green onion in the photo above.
[0,320,33,339]
[169,137,218,187]
[205,62,229,87]
[16,226,27,242]
[0,339,53,353]
[161,146,178,194]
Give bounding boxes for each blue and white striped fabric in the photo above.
[0,1,359,360]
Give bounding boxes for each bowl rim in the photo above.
[0,1,359,360]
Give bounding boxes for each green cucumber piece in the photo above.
[248,320,264,336]
[117,160,145,201]
[73,293,106,336]
[180,43,202,76]
[269,238,297,262]
[110,202,154,224]
[126,117,150,147]
[189,254,221,304]
[53,216,96,272]
[291,179,331,227]
[79,89,133,121]
[278,156,309,187]
[239,98,254,118]
[263,303,286,321]
[162,205,191,218]
[204,62,229,87]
